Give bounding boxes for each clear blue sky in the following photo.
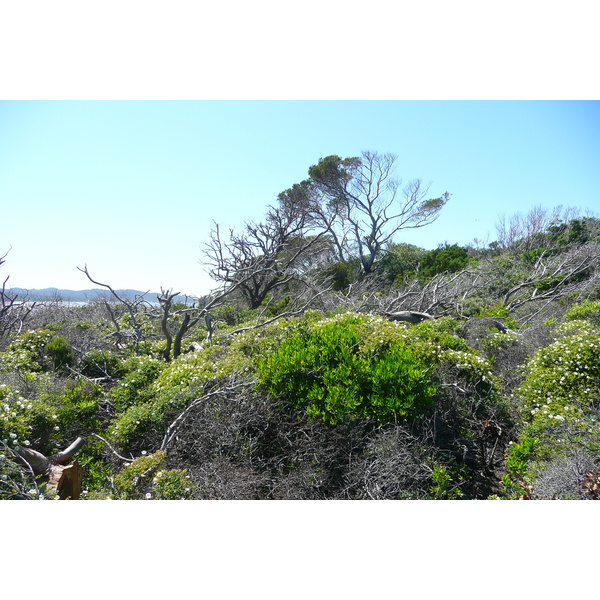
[1,101,598,296]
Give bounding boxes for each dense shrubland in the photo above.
[1,154,599,500]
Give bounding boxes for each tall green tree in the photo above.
[308,151,450,274]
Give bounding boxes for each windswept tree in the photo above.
[307,151,450,274]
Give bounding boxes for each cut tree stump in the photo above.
[14,438,85,500]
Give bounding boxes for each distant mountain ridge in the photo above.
[7,288,192,304]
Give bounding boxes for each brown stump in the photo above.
[14,438,85,500]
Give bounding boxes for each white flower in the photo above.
[145,493,152,499]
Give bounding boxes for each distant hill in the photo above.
[6,288,193,304]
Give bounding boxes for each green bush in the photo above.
[258,313,437,426]
[563,299,600,327]
[112,451,197,499]
[79,349,124,379]
[419,243,472,279]
[109,356,165,413]
[504,323,600,494]
[0,329,72,373]
[45,335,73,371]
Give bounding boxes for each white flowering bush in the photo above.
[107,320,306,451]
[0,329,72,373]
[504,308,600,496]
[109,355,166,412]
[0,382,57,451]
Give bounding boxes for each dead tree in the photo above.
[203,198,329,309]
[501,243,600,311]
[77,265,151,350]
[157,289,203,361]
[383,311,435,324]
[0,249,36,338]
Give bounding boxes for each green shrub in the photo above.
[505,326,600,493]
[79,349,124,379]
[563,299,600,327]
[258,313,437,426]
[0,329,73,373]
[419,243,472,279]
[428,463,465,499]
[109,356,165,413]
[45,335,73,371]
[112,451,197,499]
[54,379,102,432]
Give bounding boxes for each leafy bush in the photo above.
[374,243,426,284]
[258,313,437,426]
[79,349,124,379]
[563,299,600,327]
[108,356,165,413]
[0,329,73,373]
[112,451,197,499]
[504,319,600,496]
[419,243,472,279]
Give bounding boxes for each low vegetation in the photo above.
[1,152,599,499]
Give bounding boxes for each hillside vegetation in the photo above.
[2,153,599,500]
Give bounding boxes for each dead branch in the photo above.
[160,380,256,452]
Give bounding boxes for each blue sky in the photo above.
[1,100,599,296]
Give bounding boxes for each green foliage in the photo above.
[375,243,426,285]
[79,349,124,379]
[0,329,73,373]
[54,379,102,432]
[112,451,197,499]
[258,313,437,426]
[419,243,472,279]
[546,216,600,247]
[428,464,464,499]
[476,304,518,331]
[260,294,291,317]
[109,355,165,412]
[502,437,537,497]
[563,299,600,327]
[321,258,362,291]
